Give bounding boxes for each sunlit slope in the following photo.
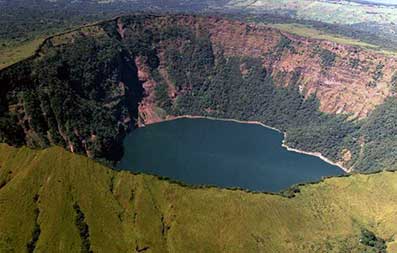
[0,144,396,252]
[0,38,45,70]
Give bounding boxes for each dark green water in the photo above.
[117,118,344,192]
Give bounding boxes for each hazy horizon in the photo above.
[359,0,397,4]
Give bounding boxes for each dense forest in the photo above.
[0,31,143,162]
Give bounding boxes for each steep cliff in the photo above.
[123,15,397,120]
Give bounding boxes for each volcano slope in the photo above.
[0,143,396,253]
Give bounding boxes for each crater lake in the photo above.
[117,118,344,192]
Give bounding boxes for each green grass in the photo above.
[0,38,44,70]
[0,21,107,71]
[269,23,378,49]
[1,144,397,252]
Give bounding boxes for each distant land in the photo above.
[353,0,397,5]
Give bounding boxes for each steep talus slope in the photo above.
[0,143,396,252]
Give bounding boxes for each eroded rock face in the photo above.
[135,56,165,126]
[127,15,397,120]
[201,17,396,119]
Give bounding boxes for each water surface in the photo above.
[118,118,344,192]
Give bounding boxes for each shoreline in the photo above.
[165,115,283,133]
[281,141,350,173]
[147,114,351,173]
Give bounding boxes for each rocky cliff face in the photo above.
[126,15,396,121]
[210,18,397,119]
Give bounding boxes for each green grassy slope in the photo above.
[0,143,396,252]
[0,38,45,70]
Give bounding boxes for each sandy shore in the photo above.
[281,141,350,173]
[148,115,351,173]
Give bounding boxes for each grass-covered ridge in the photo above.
[0,143,397,252]
[0,38,45,70]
